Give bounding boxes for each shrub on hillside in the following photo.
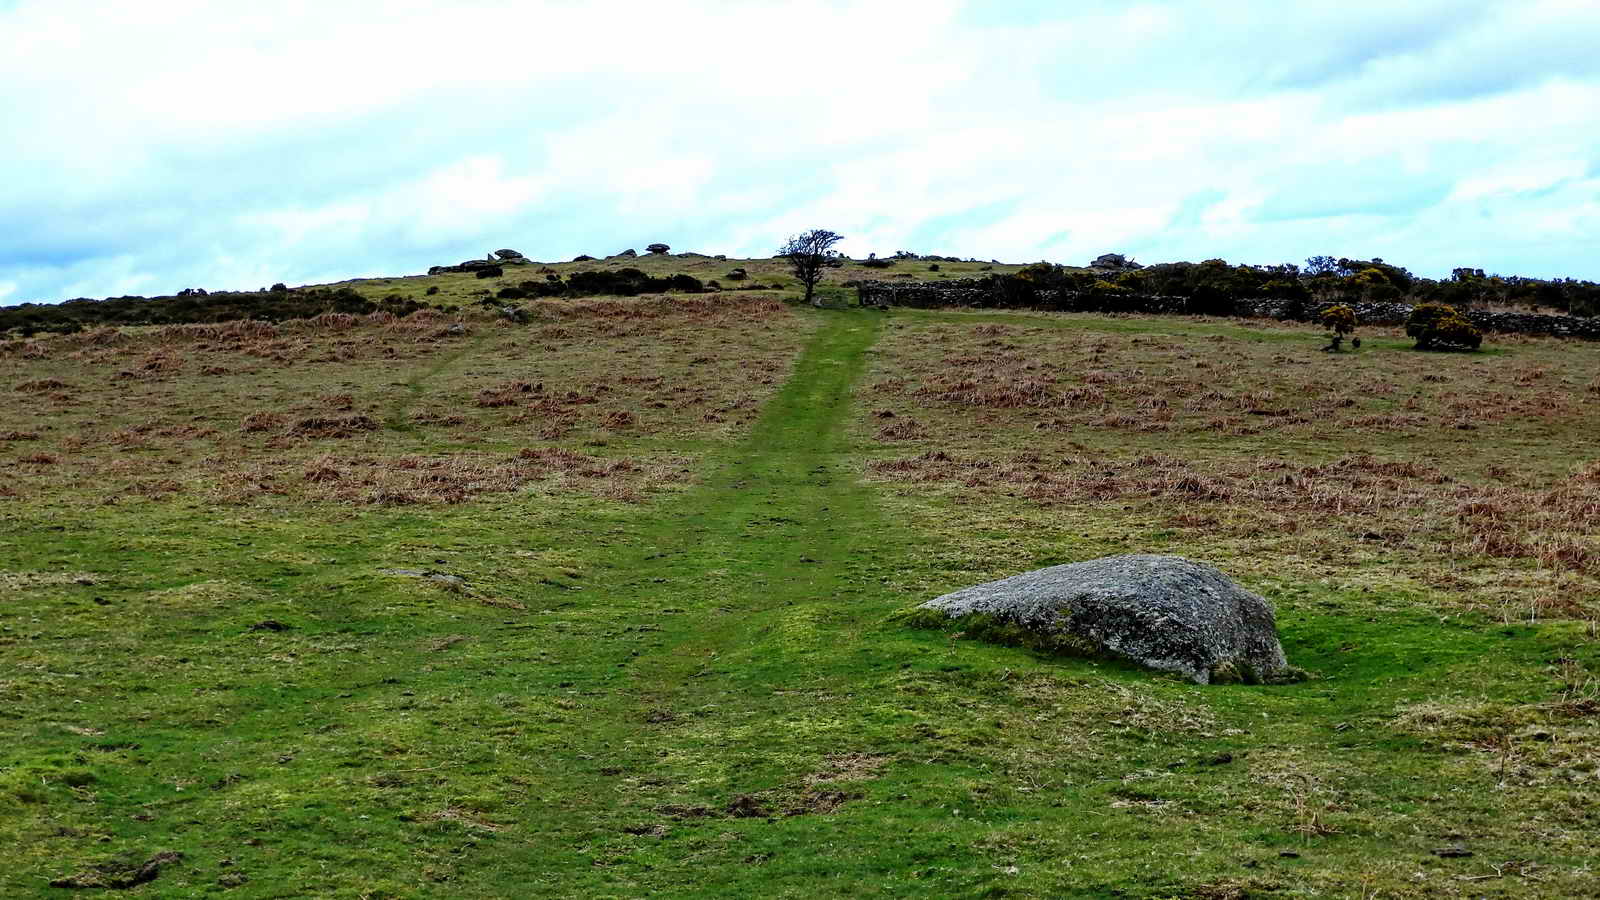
[0,285,427,332]
[377,294,430,317]
[1320,304,1356,334]
[1014,261,1061,284]
[1114,270,1149,291]
[561,268,705,297]
[1260,277,1310,300]
[1349,266,1403,302]
[1125,259,1260,316]
[1406,303,1482,351]
[1428,315,1483,350]
[1319,304,1358,352]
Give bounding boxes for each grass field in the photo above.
[3,294,1598,898]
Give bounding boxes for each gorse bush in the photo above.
[1405,304,1452,340]
[1014,262,1063,285]
[0,286,417,335]
[1319,304,1358,352]
[1321,304,1356,336]
[1089,279,1132,297]
[965,255,1598,323]
[563,269,703,297]
[1114,270,1149,292]
[1406,303,1482,351]
[1428,314,1483,350]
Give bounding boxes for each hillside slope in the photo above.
[2,297,1597,897]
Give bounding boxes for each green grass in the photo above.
[3,300,1598,897]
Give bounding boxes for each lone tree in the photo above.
[779,229,844,307]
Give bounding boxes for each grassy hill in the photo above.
[2,281,1598,897]
[0,252,1034,336]
[347,252,1029,309]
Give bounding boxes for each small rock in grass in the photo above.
[50,851,184,889]
[379,568,467,591]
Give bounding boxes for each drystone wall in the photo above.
[857,279,1600,341]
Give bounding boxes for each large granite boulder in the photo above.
[1091,252,1143,270]
[428,258,510,275]
[919,554,1290,684]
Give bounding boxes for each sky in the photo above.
[2,0,1598,305]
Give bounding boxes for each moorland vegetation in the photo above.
[997,256,1600,319]
[2,245,1598,896]
[5,251,1596,339]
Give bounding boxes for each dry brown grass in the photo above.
[0,295,810,513]
[860,314,1600,621]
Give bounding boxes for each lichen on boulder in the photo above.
[916,554,1297,684]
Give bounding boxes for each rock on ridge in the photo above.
[919,554,1290,684]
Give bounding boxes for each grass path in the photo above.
[381,327,496,433]
[493,310,923,894]
[613,307,888,680]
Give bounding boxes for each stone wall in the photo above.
[857,280,1600,341]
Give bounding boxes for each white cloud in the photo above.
[3,0,1600,303]
[1450,159,1590,201]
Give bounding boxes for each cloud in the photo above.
[3,0,1599,305]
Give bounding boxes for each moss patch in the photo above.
[896,607,1106,659]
